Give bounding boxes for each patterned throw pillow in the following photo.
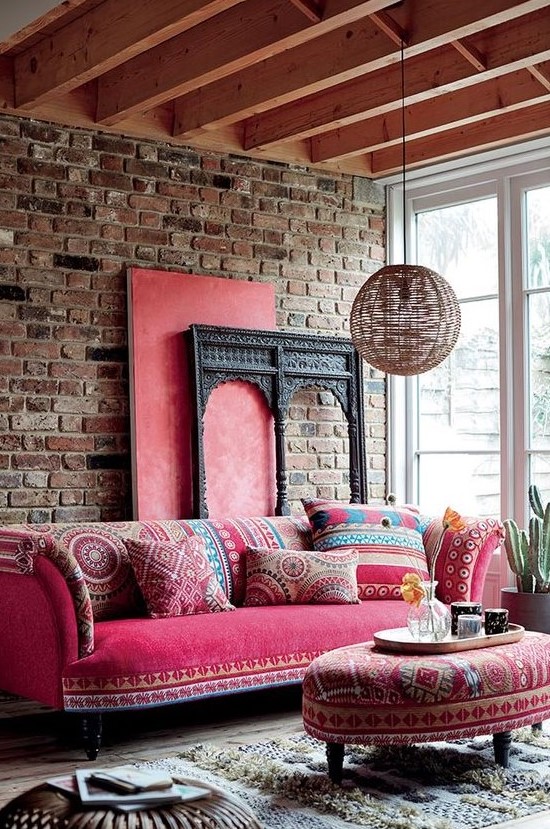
[125,537,235,618]
[243,546,359,606]
[54,526,143,621]
[302,498,429,600]
[422,514,505,604]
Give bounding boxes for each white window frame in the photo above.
[385,143,550,538]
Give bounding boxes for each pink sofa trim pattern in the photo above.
[62,659,317,711]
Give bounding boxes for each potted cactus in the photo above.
[501,484,550,632]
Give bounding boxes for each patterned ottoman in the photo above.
[302,631,550,782]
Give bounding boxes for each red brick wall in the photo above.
[0,114,386,523]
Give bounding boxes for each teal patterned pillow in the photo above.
[302,499,429,600]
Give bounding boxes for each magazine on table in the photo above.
[47,767,211,809]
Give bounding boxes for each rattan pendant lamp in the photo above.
[350,42,461,376]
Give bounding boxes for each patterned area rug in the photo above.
[143,728,550,829]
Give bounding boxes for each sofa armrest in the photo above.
[422,516,505,604]
[0,528,95,658]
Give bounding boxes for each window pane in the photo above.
[530,454,550,505]
[528,291,550,450]
[526,186,550,289]
[416,198,498,299]
[418,298,499,451]
[417,453,500,517]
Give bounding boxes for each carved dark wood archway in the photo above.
[187,324,367,518]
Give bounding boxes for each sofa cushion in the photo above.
[302,498,429,600]
[62,600,411,710]
[132,516,312,606]
[243,546,359,606]
[9,516,312,614]
[53,526,143,621]
[125,537,235,618]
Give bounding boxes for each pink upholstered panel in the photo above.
[128,268,276,519]
[62,600,410,710]
[204,381,277,518]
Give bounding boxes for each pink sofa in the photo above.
[0,511,504,758]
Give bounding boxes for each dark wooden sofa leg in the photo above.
[532,722,543,732]
[81,713,102,760]
[326,742,345,783]
[493,731,512,767]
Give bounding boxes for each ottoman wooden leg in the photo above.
[493,731,512,767]
[532,722,543,732]
[326,742,345,783]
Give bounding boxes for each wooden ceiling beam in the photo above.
[369,11,407,46]
[12,0,249,110]
[389,0,549,53]
[370,98,550,175]
[0,0,99,56]
[174,0,549,140]
[288,0,323,23]
[173,15,397,139]
[2,0,550,178]
[242,7,550,149]
[312,70,549,161]
[451,38,486,71]
[527,61,550,91]
[95,0,396,126]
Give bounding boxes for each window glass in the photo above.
[526,184,550,502]
[417,453,500,517]
[528,291,550,451]
[418,298,499,452]
[416,198,498,299]
[526,186,550,289]
[530,454,550,507]
[392,162,550,547]
[414,197,499,518]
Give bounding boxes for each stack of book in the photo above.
[47,765,211,812]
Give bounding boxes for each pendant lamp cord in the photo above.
[401,39,407,265]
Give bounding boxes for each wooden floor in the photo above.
[0,687,303,808]
[1,691,548,829]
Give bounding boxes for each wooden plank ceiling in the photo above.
[1,0,550,178]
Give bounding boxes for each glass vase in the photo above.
[407,581,451,642]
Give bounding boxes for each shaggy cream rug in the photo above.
[142,727,550,829]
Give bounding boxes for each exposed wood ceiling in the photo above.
[1,0,550,178]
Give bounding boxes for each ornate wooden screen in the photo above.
[187,324,367,518]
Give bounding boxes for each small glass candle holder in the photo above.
[457,614,482,639]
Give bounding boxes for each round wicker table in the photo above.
[0,780,261,829]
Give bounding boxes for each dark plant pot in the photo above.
[500,587,550,634]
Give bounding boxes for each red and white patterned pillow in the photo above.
[423,515,505,604]
[55,526,143,621]
[243,546,359,606]
[125,537,235,618]
[302,498,429,600]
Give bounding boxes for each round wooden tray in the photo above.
[373,623,525,654]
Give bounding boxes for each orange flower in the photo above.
[400,573,426,606]
[442,507,466,532]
